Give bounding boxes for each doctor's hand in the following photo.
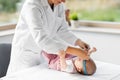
[75,39,90,52]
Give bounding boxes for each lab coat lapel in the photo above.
[46,5,62,38]
[46,6,56,36]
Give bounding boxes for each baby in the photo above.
[42,47,96,75]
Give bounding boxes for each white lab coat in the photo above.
[7,0,78,74]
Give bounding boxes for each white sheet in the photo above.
[1,61,120,80]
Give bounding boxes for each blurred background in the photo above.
[0,0,23,25]
[0,0,120,25]
[66,0,120,22]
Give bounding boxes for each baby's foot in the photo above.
[88,47,97,55]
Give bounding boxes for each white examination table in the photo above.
[1,61,120,80]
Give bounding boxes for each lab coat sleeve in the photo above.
[57,4,78,46]
[22,5,68,53]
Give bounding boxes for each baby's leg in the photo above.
[88,47,97,55]
[41,51,57,63]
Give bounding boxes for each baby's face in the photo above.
[74,58,83,72]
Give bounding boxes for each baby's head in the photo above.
[74,58,96,75]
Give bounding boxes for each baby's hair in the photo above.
[78,58,96,75]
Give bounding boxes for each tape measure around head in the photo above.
[83,60,87,75]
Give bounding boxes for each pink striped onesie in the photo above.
[42,51,77,73]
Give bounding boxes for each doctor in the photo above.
[7,0,90,75]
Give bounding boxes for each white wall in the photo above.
[0,34,13,43]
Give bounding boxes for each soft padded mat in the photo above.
[1,61,120,80]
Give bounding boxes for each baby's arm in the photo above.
[66,46,89,60]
